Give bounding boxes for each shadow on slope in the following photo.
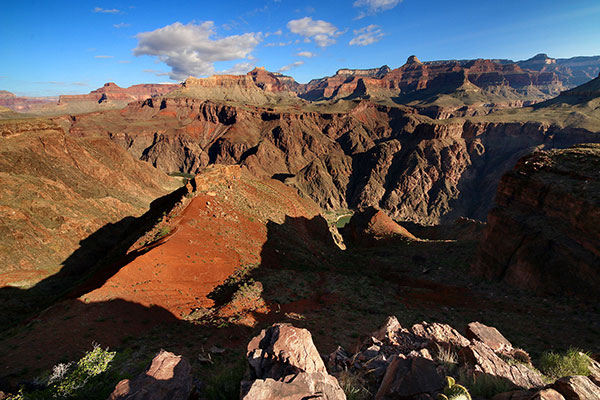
[0,186,189,330]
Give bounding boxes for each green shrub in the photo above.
[51,345,116,397]
[539,348,591,380]
[8,345,117,400]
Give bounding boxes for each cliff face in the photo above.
[473,144,600,297]
[295,57,566,104]
[517,53,600,87]
[63,97,600,225]
[58,82,179,104]
[0,91,56,111]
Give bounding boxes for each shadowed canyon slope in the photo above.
[0,118,178,288]
[474,144,600,298]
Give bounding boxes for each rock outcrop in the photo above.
[327,317,546,399]
[241,323,345,400]
[552,375,600,399]
[343,206,417,246]
[474,144,600,297]
[108,350,193,400]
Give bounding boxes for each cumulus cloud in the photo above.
[278,61,304,72]
[143,69,170,76]
[349,25,384,46]
[113,22,130,28]
[133,22,262,80]
[287,17,342,47]
[92,7,120,13]
[297,51,315,57]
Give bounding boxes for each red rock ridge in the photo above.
[58,82,179,104]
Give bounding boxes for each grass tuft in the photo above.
[538,348,591,380]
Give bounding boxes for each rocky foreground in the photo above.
[100,317,600,400]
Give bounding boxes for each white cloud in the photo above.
[113,22,130,28]
[349,25,384,46]
[287,17,342,47]
[133,22,262,80]
[353,0,401,13]
[33,81,88,86]
[297,51,315,58]
[278,61,304,72]
[143,69,170,77]
[94,55,114,59]
[92,7,120,13]
[118,60,131,64]
[219,62,255,75]
[264,41,292,47]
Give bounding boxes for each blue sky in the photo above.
[2,0,600,96]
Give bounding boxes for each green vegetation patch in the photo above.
[539,348,592,380]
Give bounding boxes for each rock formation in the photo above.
[343,206,417,246]
[241,323,346,399]
[474,144,600,297]
[57,82,178,105]
[108,350,193,400]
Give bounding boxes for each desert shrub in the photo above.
[51,344,116,398]
[156,226,171,239]
[539,348,591,380]
[337,370,371,400]
[436,344,458,374]
[9,345,118,400]
[511,348,532,364]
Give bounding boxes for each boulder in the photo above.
[108,350,192,400]
[459,341,545,389]
[241,323,345,400]
[412,321,471,351]
[552,375,600,400]
[374,351,444,400]
[588,356,600,386]
[466,322,513,354]
[531,389,567,400]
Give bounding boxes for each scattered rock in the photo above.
[411,321,471,351]
[459,341,545,389]
[108,350,193,400]
[375,352,443,400]
[466,321,514,354]
[241,323,345,400]
[552,375,600,400]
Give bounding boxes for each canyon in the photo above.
[0,54,598,400]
